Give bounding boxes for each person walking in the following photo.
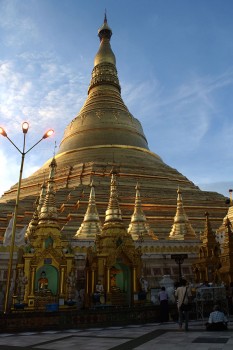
[158,286,169,322]
[175,279,192,331]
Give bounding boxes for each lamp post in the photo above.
[171,254,188,282]
[0,123,54,313]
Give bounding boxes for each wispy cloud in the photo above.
[156,69,233,109]
[122,68,233,156]
[0,53,87,138]
[0,51,89,196]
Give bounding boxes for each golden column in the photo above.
[107,267,110,293]
[30,266,36,295]
[91,269,95,293]
[60,267,65,296]
[133,267,137,293]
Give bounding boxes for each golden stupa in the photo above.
[0,16,229,287]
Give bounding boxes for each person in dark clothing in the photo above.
[158,286,169,322]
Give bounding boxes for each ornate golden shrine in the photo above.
[85,224,142,307]
[84,172,142,307]
[13,158,76,310]
[193,208,233,286]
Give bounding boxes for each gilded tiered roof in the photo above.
[58,15,149,156]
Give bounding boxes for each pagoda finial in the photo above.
[201,212,216,242]
[75,181,102,238]
[104,171,122,224]
[57,14,149,156]
[169,187,196,240]
[128,183,157,240]
[53,140,57,157]
[38,157,59,227]
[90,14,116,79]
[104,9,107,23]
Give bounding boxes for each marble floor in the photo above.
[0,320,233,350]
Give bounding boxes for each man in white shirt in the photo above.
[175,279,192,331]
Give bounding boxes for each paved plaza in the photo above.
[0,319,233,350]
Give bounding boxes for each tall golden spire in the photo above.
[57,16,149,156]
[128,183,157,240]
[169,187,196,240]
[94,12,116,69]
[75,181,102,238]
[38,157,59,227]
[104,170,122,224]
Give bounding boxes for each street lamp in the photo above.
[0,123,54,313]
[171,254,188,282]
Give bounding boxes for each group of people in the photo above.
[157,279,191,326]
[176,279,229,331]
[159,278,229,332]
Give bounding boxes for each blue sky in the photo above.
[0,0,232,198]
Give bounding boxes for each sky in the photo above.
[0,0,232,198]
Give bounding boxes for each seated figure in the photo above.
[140,277,148,293]
[38,271,48,291]
[206,304,228,331]
[96,280,104,294]
[93,280,104,304]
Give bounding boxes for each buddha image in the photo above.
[110,267,122,290]
[38,271,48,291]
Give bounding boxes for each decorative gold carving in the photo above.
[95,110,104,119]
[113,111,120,120]
[80,113,88,124]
